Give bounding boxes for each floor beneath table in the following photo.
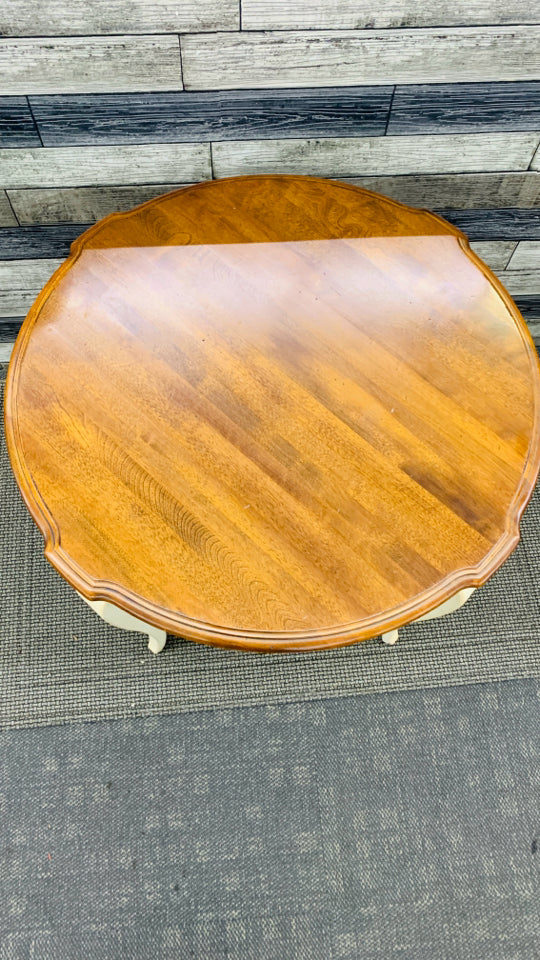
[1,679,539,960]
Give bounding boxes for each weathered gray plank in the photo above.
[506,241,540,272]
[0,37,183,96]
[0,97,41,147]
[0,318,23,343]
[388,82,540,135]
[212,133,539,179]
[0,259,62,316]
[497,271,539,296]
[0,0,237,35]
[181,28,540,90]
[0,226,91,260]
[29,87,392,147]
[0,192,17,227]
[342,173,540,209]
[516,298,540,320]
[469,242,517,272]
[8,185,189,225]
[0,145,211,189]
[435,208,540,239]
[530,143,540,170]
[242,0,539,30]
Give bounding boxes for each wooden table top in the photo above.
[5,175,540,651]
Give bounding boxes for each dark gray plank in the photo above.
[434,208,540,239]
[388,82,540,134]
[0,225,90,260]
[0,318,22,342]
[515,297,540,319]
[30,88,393,147]
[0,97,40,147]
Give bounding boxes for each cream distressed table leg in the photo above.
[77,593,167,653]
[381,588,476,646]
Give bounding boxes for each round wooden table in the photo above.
[5,175,540,653]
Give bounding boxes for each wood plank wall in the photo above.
[0,0,539,350]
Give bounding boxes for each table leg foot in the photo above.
[147,630,167,655]
[381,629,399,645]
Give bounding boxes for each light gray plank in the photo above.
[212,133,539,179]
[181,27,540,90]
[0,0,238,35]
[0,192,17,226]
[243,0,539,30]
[341,173,540,209]
[530,142,540,169]
[498,271,539,296]
[0,259,62,316]
[506,241,540,272]
[0,146,211,189]
[0,342,14,361]
[0,37,183,96]
[469,242,517,272]
[8,185,191,225]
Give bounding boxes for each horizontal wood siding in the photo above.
[7,185,189,225]
[0,0,238,35]
[181,28,540,90]
[388,82,540,134]
[0,145,211,188]
[0,3,538,339]
[0,37,184,96]
[29,88,394,146]
[242,1,539,30]
[212,134,540,179]
[343,174,540,209]
[0,97,41,147]
[0,259,62,316]
[506,241,540,271]
[0,193,18,227]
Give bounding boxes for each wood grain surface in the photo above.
[5,176,540,651]
[0,0,238,35]
[29,88,393,146]
[388,81,540,134]
[344,174,540,210]
[435,208,540,240]
[507,241,540,272]
[0,145,211,189]
[212,134,540,179]
[0,259,62,316]
[0,36,184,96]
[242,0,538,30]
[0,97,41,147]
[181,28,540,90]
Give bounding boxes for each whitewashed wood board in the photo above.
[342,173,540,209]
[0,146,211,189]
[531,143,540,169]
[181,27,540,90]
[0,0,238,35]
[212,133,540,178]
[0,259,62,316]
[469,242,517,272]
[0,37,183,95]
[498,271,539,296]
[8,185,190,225]
[506,241,540,272]
[0,192,17,227]
[242,0,540,30]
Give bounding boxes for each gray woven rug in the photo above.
[2,375,540,729]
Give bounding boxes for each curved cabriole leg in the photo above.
[77,592,167,654]
[381,629,399,645]
[381,588,476,648]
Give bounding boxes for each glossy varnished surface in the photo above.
[5,176,540,650]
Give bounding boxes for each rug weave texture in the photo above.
[2,377,540,729]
